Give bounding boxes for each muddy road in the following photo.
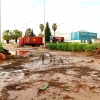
[0,44,100,100]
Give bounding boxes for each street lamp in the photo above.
[26,21,31,30]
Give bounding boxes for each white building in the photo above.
[51,32,71,42]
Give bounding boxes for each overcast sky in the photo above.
[1,0,100,37]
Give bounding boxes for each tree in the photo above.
[25,28,31,36]
[52,23,57,37]
[45,22,51,42]
[30,29,36,36]
[12,29,22,43]
[39,24,44,32]
[2,30,12,43]
[38,24,44,37]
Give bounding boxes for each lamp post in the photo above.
[26,21,31,30]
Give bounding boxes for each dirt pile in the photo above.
[92,48,100,55]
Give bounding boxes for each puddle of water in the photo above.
[9,50,29,56]
[9,50,17,55]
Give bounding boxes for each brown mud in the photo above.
[0,44,100,100]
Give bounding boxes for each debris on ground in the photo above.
[92,48,100,55]
[38,84,49,91]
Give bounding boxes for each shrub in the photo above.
[0,43,3,52]
[75,43,87,52]
[84,43,100,52]
[48,42,100,52]
[68,42,78,52]
[48,43,57,50]
[60,43,69,51]
[57,43,63,50]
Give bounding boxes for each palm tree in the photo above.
[38,24,44,37]
[12,29,22,43]
[2,30,12,43]
[52,23,57,37]
[39,24,44,32]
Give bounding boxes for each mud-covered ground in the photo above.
[0,44,100,100]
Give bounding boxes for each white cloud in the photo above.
[1,0,100,37]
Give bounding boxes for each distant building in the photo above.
[71,30,97,43]
[92,38,100,43]
[51,32,71,42]
[51,30,97,43]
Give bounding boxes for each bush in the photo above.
[84,43,100,52]
[61,43,69,51]
[68,42,78,52]
[0,43,3,52]
[75,43,87,52]
[48,42,100,52]
[49,43,69,51]
[56,43,63,50]
[48,43,57,50]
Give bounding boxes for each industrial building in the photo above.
[52,30,97,43]
[71,30,97,43]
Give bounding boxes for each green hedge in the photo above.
[0,43,3,52]
[84,43,100,52]
[48,42,100,52]
[48,43,57,50]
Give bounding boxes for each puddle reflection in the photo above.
[9,50,29,56]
